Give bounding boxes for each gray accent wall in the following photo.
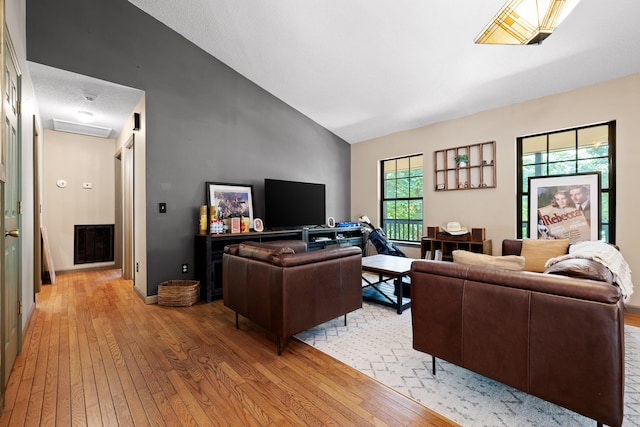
[27,0,351,295]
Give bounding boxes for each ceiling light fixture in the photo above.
[76,110,95,123]
[474,0,581,45]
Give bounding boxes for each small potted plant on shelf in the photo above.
[454,154,469,167]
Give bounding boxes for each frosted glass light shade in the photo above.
[475,0,581,45]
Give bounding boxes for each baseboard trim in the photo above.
[55,265,117,275]
[133,285,158,305]
[625,304,640,314]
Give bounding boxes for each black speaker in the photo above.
[133,112,141,131]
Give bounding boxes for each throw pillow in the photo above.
[452,250,525,271]
[520,239,570,272]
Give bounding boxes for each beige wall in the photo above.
[352,73,640,309]
[43,130,116,271]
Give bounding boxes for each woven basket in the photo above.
[158,280,200,307]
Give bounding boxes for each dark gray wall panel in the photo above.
[27,0,351,295]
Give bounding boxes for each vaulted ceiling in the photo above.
[30,1,640,143]
[126,0,640,143]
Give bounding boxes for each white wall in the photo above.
[352,73,640,309]
[43,130,116,271]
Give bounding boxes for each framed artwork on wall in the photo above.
[205,182,255,231]
[528,173,600,243]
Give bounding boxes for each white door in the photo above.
[2,31,22,389]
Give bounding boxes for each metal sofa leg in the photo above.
[235,312,239,329]
[344,313,347,326]
[277,336,282,355]
[432,355,436,375]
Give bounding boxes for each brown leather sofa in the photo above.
[223,240,362,354]
[410,239,625,427]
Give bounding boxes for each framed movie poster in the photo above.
[206,182,254,231]
[528,173,600,243]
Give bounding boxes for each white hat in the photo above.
[442,221,469,235]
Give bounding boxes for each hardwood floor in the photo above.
[0,270,455,426]
[625,310,640,327]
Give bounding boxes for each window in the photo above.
[381,154,423,242]
[517,121,616,243]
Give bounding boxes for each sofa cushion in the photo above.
[452,250,525,271]
[521,239,570,272]
[544,258,615,284]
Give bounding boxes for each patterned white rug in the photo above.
[296,301,640,427]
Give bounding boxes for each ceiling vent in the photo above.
[52,119,113,138]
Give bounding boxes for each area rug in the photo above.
[296,301,640,427]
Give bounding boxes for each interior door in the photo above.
[2,30,21,389]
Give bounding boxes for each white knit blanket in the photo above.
[545,241,634,301]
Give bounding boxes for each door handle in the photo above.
[5,229,19,238]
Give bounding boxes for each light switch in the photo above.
[159,203,167,213]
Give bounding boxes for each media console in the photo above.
[194,226,363,302]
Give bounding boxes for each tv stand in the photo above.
[194,226,363,302]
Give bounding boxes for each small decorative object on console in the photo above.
[336,221,360,227]
[230,217,241,234]
[210,219,224,234]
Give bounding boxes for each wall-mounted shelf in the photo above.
[434,141,496,191]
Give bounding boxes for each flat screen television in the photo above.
[264,179,326,229]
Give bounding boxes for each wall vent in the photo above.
[53,119,113,138]
[74,224,115,264]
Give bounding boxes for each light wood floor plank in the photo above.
[55,285,71,426]
[75,277,104,425]
[66,277,88,426]
[39,284,61,426]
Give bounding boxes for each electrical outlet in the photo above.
[182,264,188,274]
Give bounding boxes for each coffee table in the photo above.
[361,254,415,314]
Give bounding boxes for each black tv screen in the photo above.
[264,179,326,229]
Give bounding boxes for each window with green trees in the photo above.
[381,154,423,242]
[517,121,616,243]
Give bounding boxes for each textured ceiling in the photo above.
[29,62,143,139]
[125,0,640,143]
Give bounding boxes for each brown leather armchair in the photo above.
[223,240,362,354]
